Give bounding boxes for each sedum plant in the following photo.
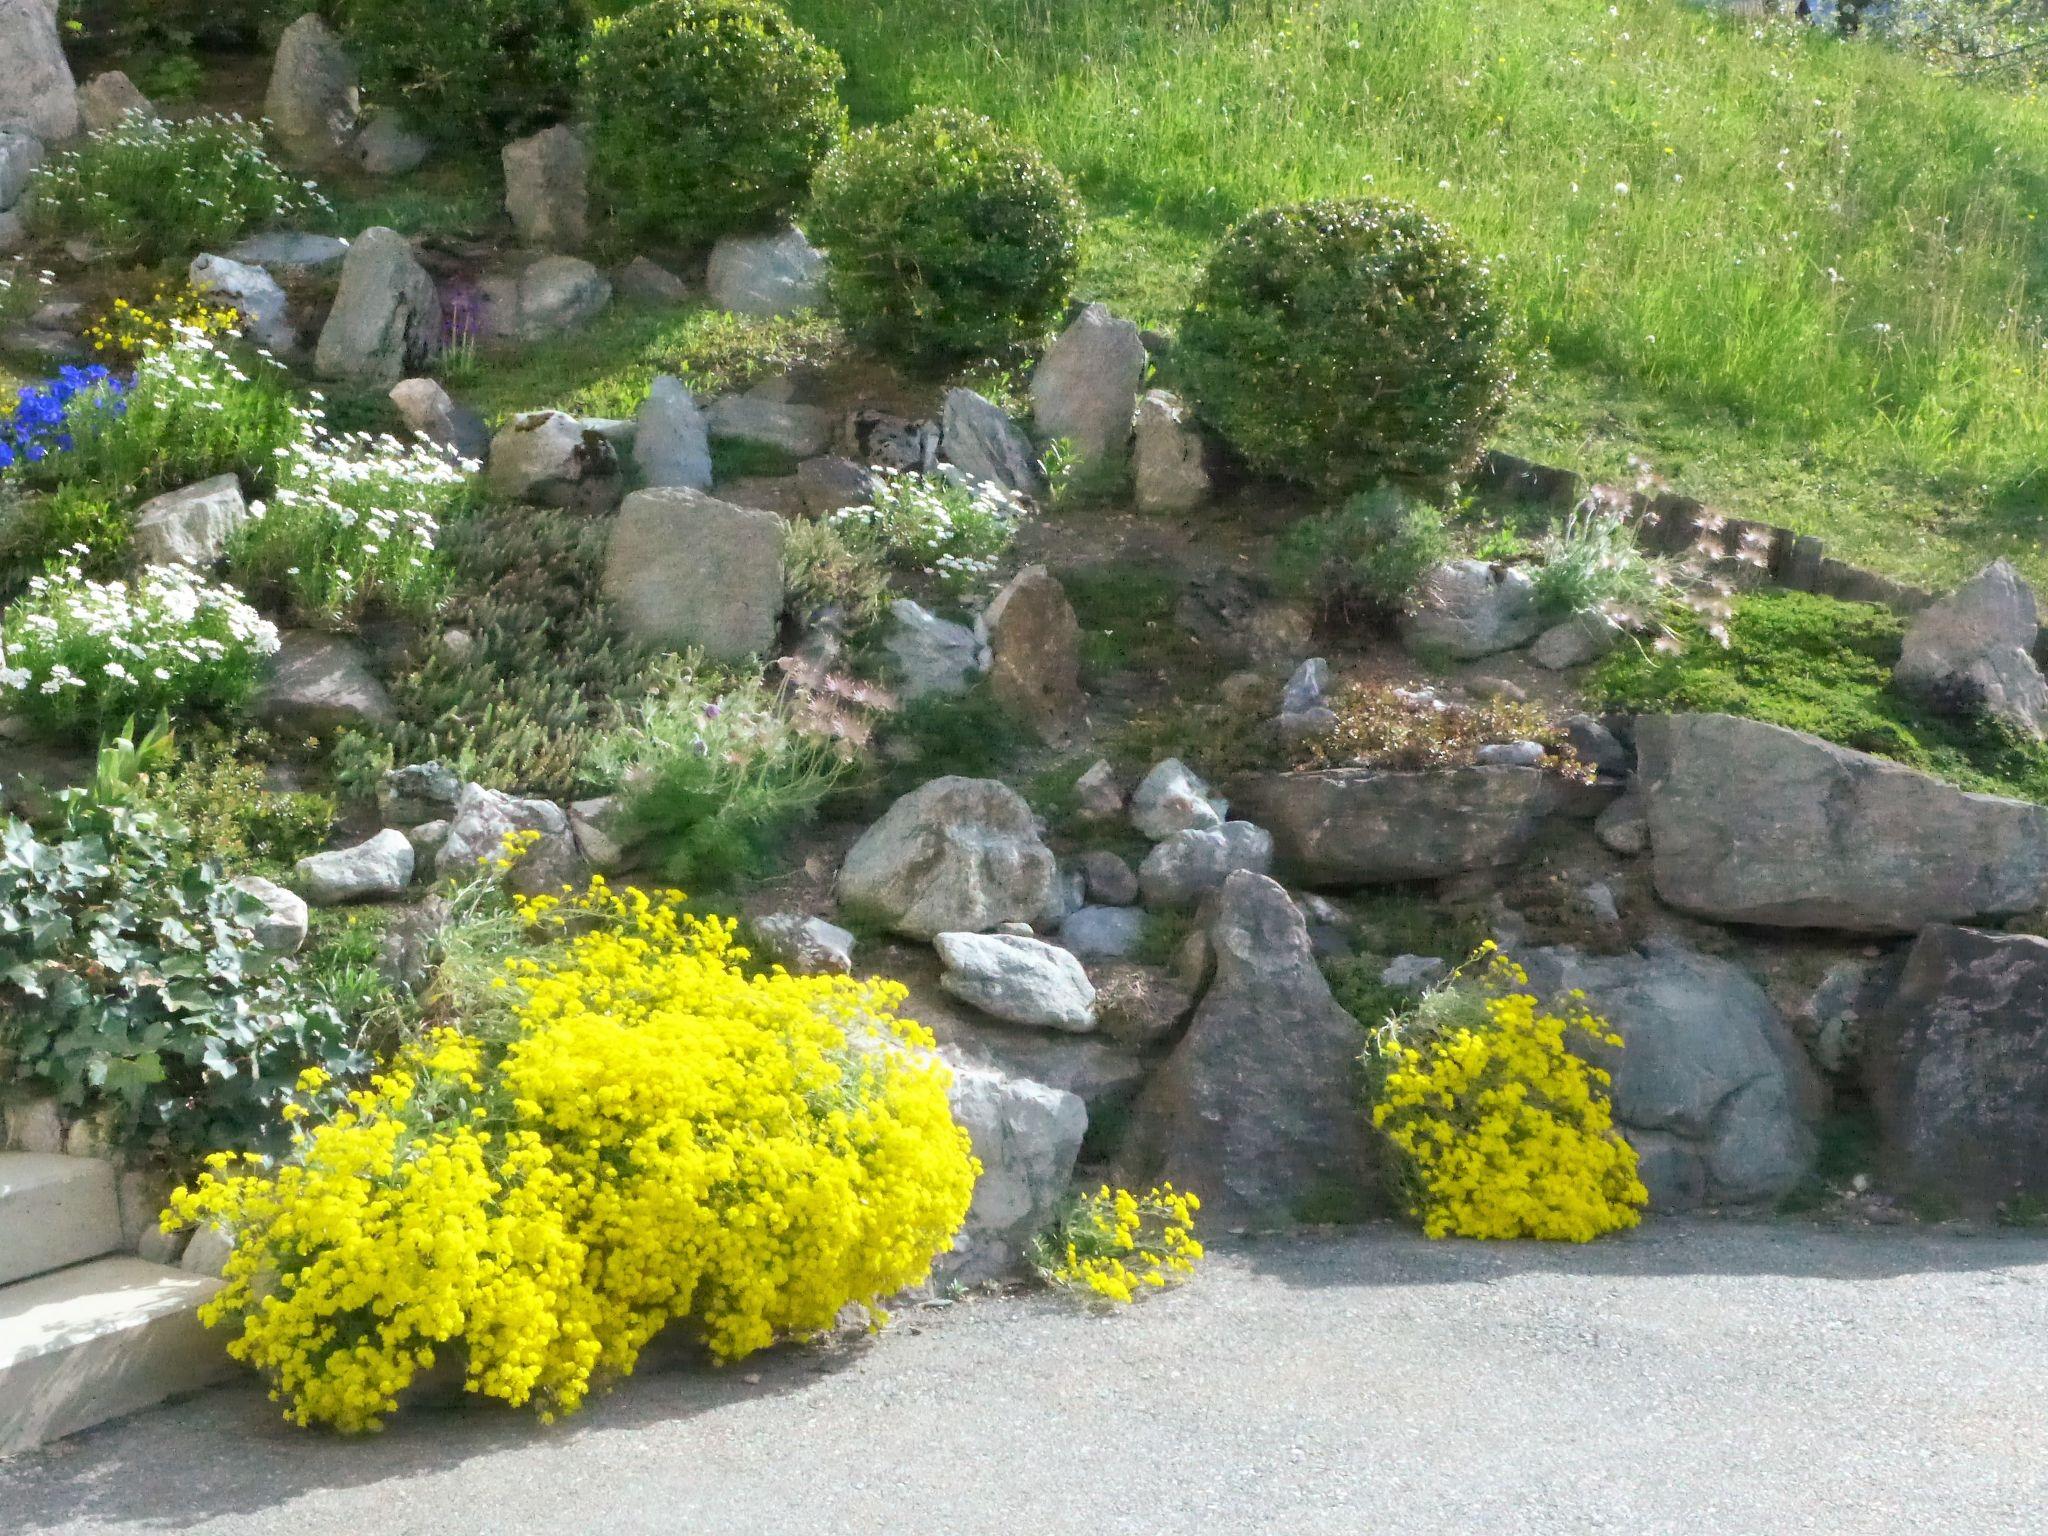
[169,877,979,1432]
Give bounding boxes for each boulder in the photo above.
[1594,791,1649,855]
[981,564,1083,743]
[601,487,784,661]
[796,454,871,515]
[1793,957,1890,1079]
[1129,758,1226,841]
[313,227,439,387]
[376,895,449,994]
[131,474,247,568]
[567,795,632,875]
[1894,560,2048,737]
[1563,713,1629,778]
[1530,609,1623,671]
[1119,873,1380,1223]
[937,931,1097,1032]
[294,829,414,906]
[480,255,610,341]
[187,253,293,353]
[1636,713,2048,933]
[1231,766,1571,887]
[354,113,429,176]
[884,600,985,700]
[1137,821,1275,908]
[838,776,1059,940]
[501,124,587,250]
[616,255,690,305]
[1059,905,1147,961]
[1519,939,1823,1208]
[1866,924,2048,1207]
[752,912,855,976]
[632,374,711,491]
[1079,850,1139,907]
[230,875,308,956]
[706,226,825,317]
[486,410,622,510]
[939,1058,1086,1285]
[226,231,350,274]
[377,761,461,827]
[405,819,450,866]
[706,396,831,457]
[0,0,77,142]
[1400,560,1544,659]
[1029,303,1145,468]
[1132,389,1210,511]
[77,71,151,134]
[1073,759,1124,823]
[264,14,358,168]
[388,377,488,463]
[940,388,1044,499]
[255,632,394,732]
[437,783,582,895]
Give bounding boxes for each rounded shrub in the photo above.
[582,0,846,246]
[330,0,586,141]
[807,107,1081,365]
[1177,198,1512,490]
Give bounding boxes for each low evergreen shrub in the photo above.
[330,0,586,141]
[1274,486,1453,627]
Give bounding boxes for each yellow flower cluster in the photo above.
[1369,946,1649,1243]
[166,879,979,1433]
[85,283,240,362]
[1036,1184,1202,1306]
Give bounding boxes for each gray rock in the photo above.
[937,931,1097,1032]
[1401,560,1544,659]
[1280,657,1330,716]
[616,255,690,304]
[885,600,985,700]
[1137,821,1275,908]
[132,474,247,568]
[1231,766,1572,888]
[225,231,350,273]
[567,795,632,875]
[255,632,394,732]
[378,761,461,826]
[940,389,1044,499]
[1564,713,1628,778]
[354,113,429,176]
[0,0,77,142]
[265,14,358,168]
[501,124,587,249]
[1130,758,1226,841]
[1030,303,1145,468]
[1381,954,1447,991]
[486,410,622,510]
[632,374,712,491]
[1520,940,1823,1208]
[1120,873,1381,1224]
[707,396,831,457]
[388,377,488,463]
[404,818,450,866]
[1894,560,2048,737]
[1059,904,1148,961]
[796,454,871,515]
[188,253,293,353]
[437,783,582,896]
[1866,924,2048,1206]
[706,226,825,317]
[602,487,784,661]
[0,125,43,210]
[1132,389,1210,511]
[752,912,855,976]
[1079,850,1139,907]
[1795,958,1887,1078]
[1595,790,1650,855]
[230,875,308,956]
[295,829,414,906]
[838,777,1059,940]
[939,1058,1086,1285]
[1637,713,2048,934]
[1530,609,1624,670]
[1474,740,1547,769]
[982,565,1083,744]
[77,71,152,134]
[480,255,610,341]
[314,227,439,387]
[376,895,449,994]
[1074,759,1124,823]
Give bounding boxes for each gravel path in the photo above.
[6,1222,2047,1535]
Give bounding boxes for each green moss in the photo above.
[1592,590,2048,802]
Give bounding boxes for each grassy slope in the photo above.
[779,0,2048,588]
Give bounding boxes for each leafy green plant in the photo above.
[782,516,893,632]
[583,0,846,246]
[0,484,131,595]
[143,730,337,874]
[25,114,330,264]
[829,468,1025,594]
[330,0,586,141]
[1529,503,1670,622]
[808,106,1081,365]
[1177,198,1511,490]
[1275,486,1453,627]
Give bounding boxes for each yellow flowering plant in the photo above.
[1032,1184,1203,1306]
[1366,944,1648,1243]
[84,283,241,363]
[166,875,979,1432]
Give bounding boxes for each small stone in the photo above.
[132,474,247,568]
[568,795,632,874]
[1079,850,1139,907]
[1595,792,1650,855]
[936,931,1098,1032]
[295,829,415,906]
[1132,389,1210,511]
[226,231,350,273]
[1531,609,1624,671]
[1564,714,1628,778]
[838,777,1059,939]
[796,455,872,515]
[1895,560,2048,738]
[1474,740,1546,768]
[1137,821,1274,908]
[355,113,430,176]
[1381,954,1446,991]
[180,1225,234,1278]
[1074,760,1124,823]
[616,255,690,304]
[1130,758,1226,841]
[707,396,832,457]
[706,226,825,317]
[389,377,489,463]
[502,124,588,249]
[1280,658,1330,716]
[633,374,712,491]
[1059,905,1148,962]
[486,410,622,510]
[753,913,855,975]
[1465,675,1527,704]
[378,761,461,826]
[231,875,309,955]
[405,819,450,865]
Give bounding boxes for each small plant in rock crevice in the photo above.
[1032,1183,1203,1305]
[1291,682,1593,782]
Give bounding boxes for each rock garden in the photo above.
[2,0,2047,1457]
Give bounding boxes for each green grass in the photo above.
[779,0,2048,587]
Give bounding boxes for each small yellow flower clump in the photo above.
[1038,1183,1202,1306]
[166,878,979,1433]
[85,283,241,363]
[1370,945,1649,1243]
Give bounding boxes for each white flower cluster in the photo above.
[831,468,1027,591]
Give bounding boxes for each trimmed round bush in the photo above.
[331,0,586,141]
[1177,198,1512,489]
[808,107,1081,365]
[583,0,846,246]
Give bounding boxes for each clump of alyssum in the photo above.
[1367,944,1648,1242]
[830,468,1025,593]
[1033,1183,1203,1306]
[167,876,979,1433]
